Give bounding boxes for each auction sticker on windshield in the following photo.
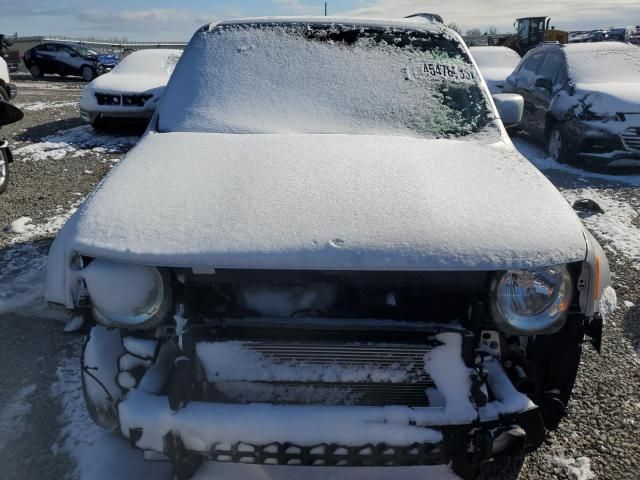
[407,62,476,83]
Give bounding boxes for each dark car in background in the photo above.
[504,42,640,168]
[23,42,118,81]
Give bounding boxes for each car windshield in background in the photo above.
[158,23,499,140]
[113,50,181,76]
[75,46,97,58]
[566,43,640,83]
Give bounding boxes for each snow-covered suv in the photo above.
[46,17,612,479]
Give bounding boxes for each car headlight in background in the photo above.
[491,265,573,335]
[82,259,172,329]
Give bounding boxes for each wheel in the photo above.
[29,64,43,78]
[0,149,9,194]
[81,65,94,82]
[547,125,577,165]
[0,86,9,102]
[91,117,109,132]
[81,326,125,430]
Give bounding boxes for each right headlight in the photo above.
[82,259,172,329]
[491,265,573,335]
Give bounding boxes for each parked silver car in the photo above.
[46,17,610,480]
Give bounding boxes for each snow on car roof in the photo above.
[469,46,521,69]
[563,42,640,83]
[207,16,448,34]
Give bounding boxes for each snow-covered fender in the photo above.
[45,214,83,308]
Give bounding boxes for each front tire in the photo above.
[0,149,9,194]
[547,125,577,165]
[81,65,94,82]
[29,64,43,78]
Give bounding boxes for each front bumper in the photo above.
[111,327,543,471]
[569,119,640,167]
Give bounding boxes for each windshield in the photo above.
[567,43,640,83]
[158,23,499,140]
[471,47,521,70]
[74,46,98,58]
[112,49,182,76]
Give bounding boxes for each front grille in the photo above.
[95,93,121,105]
[199,340,436,407]
[95,93,151,107]
[621,127,640,152]
[122,94,152,106]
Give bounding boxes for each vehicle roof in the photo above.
[528,40,636,55]
[203,16,449,36]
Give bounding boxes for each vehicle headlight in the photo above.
[491,265,572,335]
[82,259,172,329]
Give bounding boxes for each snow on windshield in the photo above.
[159,23,498,139]
[566,42,640,83]
[470,46,521,70]
[112,49,182,77]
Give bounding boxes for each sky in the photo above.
[1,0,639,41]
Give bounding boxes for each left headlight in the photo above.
[491,265,572,335]
[82,259,172,329]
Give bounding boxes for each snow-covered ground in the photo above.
[15,101,79,112]
[13,125,139,162]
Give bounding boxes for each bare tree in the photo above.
[487,26,498,36]
[447,23,462,34]
[466,28,482,36]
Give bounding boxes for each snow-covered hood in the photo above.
[575,82,640,114]
[65,132,588,271]
[89,73,168,95]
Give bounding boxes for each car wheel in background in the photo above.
[547,125,576,164]
[0,86,8,102]
[81,66,94,82]
[29,64,43,78]
[91,117,109,132]
[0,149,10,194]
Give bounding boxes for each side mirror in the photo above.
[492,93,524,128]
[0,100,24,127]
[535,77,553,91]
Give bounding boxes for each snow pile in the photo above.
[13,125,139,161]
[51,353,170,480]
[160,23,497,139]
[0,384,36,450]
[547,455,595,480]
[119,390,443,452]
[423,333,476,420]
[0,203,79,316]
[562,188,640,268]
[6,216,33,234]
[15,101,78,112]
[599,286,618,323]
[196,341,412,383]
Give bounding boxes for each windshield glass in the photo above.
[74,46,98,58]
[567,43,640,83]
[158,23,499,140]
[471,47,521,70]
[112,49,182,76]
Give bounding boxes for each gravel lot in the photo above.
[0,77,638,480]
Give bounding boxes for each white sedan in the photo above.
[79,48,182,129]
[470,46,521,94]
